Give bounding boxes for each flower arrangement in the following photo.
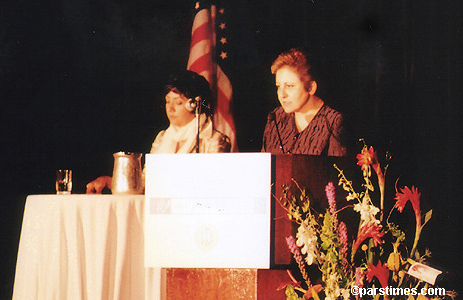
[278,143,456,300]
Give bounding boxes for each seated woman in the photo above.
[262,48,346,156]
[86,70,231,193]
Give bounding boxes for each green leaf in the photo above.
[321,240,330,250]
[285,285,302,300]
[325,251,337,262]
[423,209,433,226]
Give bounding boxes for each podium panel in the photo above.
[145,153,271,268]
[163,269,288,300]
[272,154,356,265]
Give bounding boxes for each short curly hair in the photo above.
[164,70,213,115]
[271,48,317,91]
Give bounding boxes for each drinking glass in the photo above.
[56,169,72,194]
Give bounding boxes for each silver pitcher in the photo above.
[111,152,144,194]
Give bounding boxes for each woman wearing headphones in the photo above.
[86,70,230,193]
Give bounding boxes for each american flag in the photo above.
[187,0,238,152]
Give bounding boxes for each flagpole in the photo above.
[210,4,219,132]
[195,97,201,153]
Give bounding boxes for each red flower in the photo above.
[356,146,378,171]
[356,146,384,187]
[395,186,422,227]
[356,145,385,220]
[395,186,424,257]
[352,222,385,254]
[366,261,389,289]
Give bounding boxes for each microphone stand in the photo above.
[268,112,286,153]
[194,97,201,153]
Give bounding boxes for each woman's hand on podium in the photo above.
[86,176,112,194]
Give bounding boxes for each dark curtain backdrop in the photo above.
[1,0,462,297]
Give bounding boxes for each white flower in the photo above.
[340,288,350,300]
[325,273,341,300]
[353,198,380,225]
[295,221,318,265]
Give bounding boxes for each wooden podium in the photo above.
[272,154,355,266]
[163,269,290,300]
[162,154,356,299]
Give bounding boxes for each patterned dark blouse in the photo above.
[262,105,346,156]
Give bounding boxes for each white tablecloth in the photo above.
[13,195,160,300]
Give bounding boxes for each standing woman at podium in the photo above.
[86,70,230,193]
[262,48,347,156]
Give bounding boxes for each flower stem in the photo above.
[373,164,385,222]
[410,223,421,258]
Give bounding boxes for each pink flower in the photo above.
[325,182,337,214]
[354,267,366,300]
[338,222,349,265]
[286,235,310,284]
[286,236,304,267]
[355,267,365,288]
[352,222,385,254]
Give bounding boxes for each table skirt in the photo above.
[13,195,147,300]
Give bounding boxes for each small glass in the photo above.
[56,169,72,194]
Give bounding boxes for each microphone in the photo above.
[268,111,285,153]
[185,97,200,112]
[185,96,203,153]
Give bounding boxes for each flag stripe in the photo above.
[188,52,212,76]
[187,43,212,72]
[217,66,232,100]
[217,93,235,131]
[187,9,212,69]
[214,111,236,141]
[190,8,209,33]
[189,22,210,51]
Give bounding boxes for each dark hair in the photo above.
[164,70,213,115]
[271,48,318,91]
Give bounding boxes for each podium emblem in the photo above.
[195,225,218,252]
